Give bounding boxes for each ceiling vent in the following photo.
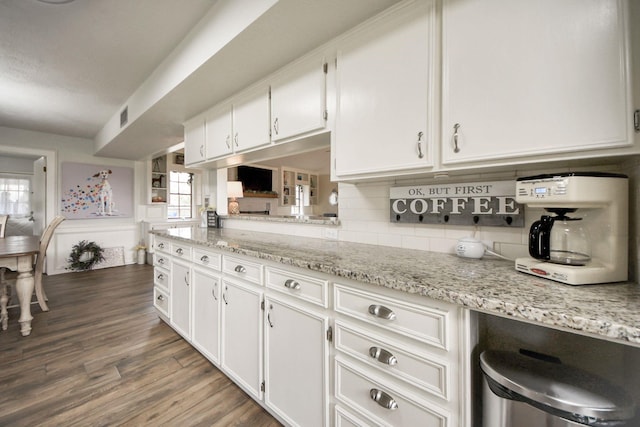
[120,107,128,128]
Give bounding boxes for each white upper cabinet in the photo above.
[184,116,206,166]
[441,0,633,165]
[205,102,233,160]
[202,84,270,161]
[333,0,437,180]
[270,55,328,142]
[232,84,271,152]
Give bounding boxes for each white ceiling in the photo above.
[0,0,215,139]
[0,0,399,160]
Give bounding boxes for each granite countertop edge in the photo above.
[153,227,640,347]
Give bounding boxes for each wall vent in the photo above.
[120,107,128,128]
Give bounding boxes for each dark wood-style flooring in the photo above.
[0,264,281,426]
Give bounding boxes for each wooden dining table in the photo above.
[0,235,40,336]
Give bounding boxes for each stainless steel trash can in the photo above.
[480,350,635,427]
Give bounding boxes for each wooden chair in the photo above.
[0,215,8,329]
[34,215,65,312]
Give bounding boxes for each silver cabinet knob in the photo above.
[370,388,398,410]
[369,347,398,366]
[234,265,246,273]
[368,304,396,320]
[157,242,165,249]
[157,273,164,280]
[157,295,165,302]
[175,248,184,255]
[200,255,209,263]
[158,258,165,264]
[284,279,301,290]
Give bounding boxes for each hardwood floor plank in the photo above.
[0,265,280,426]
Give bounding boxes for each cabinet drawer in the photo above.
[154,266,170,290]
[265,267,328,307]
[170,242,192,260]
[193,248,222,271]
[335,357,449,427]
[155,237,170,254]
[154,286,169,318]
[335,405,371,427]
[223,255,262,285]
[153,253,170,269]
[334,284,452,350]
[335,320,449,401]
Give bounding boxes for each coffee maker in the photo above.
[515,172,628,285]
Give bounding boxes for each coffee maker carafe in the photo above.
[515,172,628,285]
[529,209,591,266]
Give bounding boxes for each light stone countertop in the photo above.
[154,226,640,347]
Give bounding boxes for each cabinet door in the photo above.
[271,55,327,142]
[233,85,271,152]
[264,296,329,427]
[221,279,263,400]
[184,116,206,165]
[170,260,191,339]
[441,0,632,165]
[334,1,436,179]
[205,103,233,159]
[192,268,221,365]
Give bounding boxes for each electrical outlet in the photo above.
[323,228,338,240]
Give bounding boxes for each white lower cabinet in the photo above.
[191,267,221,365]
[152,237,470,427]
[264,295,329,427]
[221,277,264,400]
[333,282,462,426]
[170,259,191,339]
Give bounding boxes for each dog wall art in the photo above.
[61,163,133,219]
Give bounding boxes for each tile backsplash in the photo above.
[225,160,640,283]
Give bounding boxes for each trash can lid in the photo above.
[480,350,635,422]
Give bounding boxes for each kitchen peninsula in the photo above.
[152,225,640,427]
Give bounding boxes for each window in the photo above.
[167,171,192,219]
[0,175,31,217]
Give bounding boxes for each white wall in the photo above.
[0,126,145,274]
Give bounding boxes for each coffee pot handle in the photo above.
[529,216,554,260]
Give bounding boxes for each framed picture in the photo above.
[175,154,184,165]
[61,162,134,219]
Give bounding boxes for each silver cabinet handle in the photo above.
[234,265,246,273]
[211,286,217,301]
[157,258,165,265]
[184,272,189,286]
[369,347,398,366]
[223,286,228,305]
[273,117,279,135]
[175,248,184,255]
[225,135,231,149]
[370,389,398,410]
[157,295,165,302]
[199,145,204,157]
[267,304,274,328]
[368,304,396,320]
[157,273,164,280]
[453,123,461,153]
[200,255,209,264]
[157,242,165,249]
[234,132,239,147]
[284,279,301,290]
[417,131,424,159]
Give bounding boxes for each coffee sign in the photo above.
[390,181,524,227]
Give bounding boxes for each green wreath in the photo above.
[68,240,105,271]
